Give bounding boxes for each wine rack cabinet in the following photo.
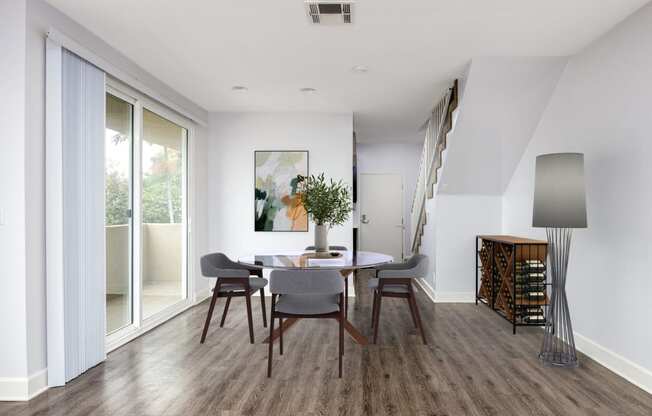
[475,235,549,334]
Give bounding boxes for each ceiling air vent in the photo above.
[305,1,354,25]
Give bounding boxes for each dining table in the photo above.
[238,249,393,346]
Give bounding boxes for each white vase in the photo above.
[314,224,329,252]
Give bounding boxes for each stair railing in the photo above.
[410,80,459,254]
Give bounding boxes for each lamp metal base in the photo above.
[539,227,578,369]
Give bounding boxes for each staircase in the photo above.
[410,80,459,254]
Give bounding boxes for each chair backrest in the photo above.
[270,269,344,295]
[304,245,348,251]
[200,252,239,277]
[378,254,429,279]
[406,254,429,277]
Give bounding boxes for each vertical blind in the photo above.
[47,46,106,385]
[61,49,106,382]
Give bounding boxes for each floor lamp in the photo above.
[532,153,587,368]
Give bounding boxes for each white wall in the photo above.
[191,125,210,297]
[439,57,567,195]
[357,142,421,256]
[208,112,353,259]
[503,2,652,391]
[0,0,30,389]
[418,198,437,290]
[0,0,210,399]
[432,194,502,301]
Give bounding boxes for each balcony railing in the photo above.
[106,223,182,295]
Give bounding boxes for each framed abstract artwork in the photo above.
[254,150,309,232]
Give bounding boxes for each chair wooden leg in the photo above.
[406,295,419,329]
[371,290,378,328]
[259,288,267,328]
[219,295,232,327]
[267,315,274,378]
[344,277,349,319]
[373,293,382,344]
[279,317,284,355]
[353,271,359,311]
[245,292,254,344]
[200,281,221,343]
[408,287,427,345]
[339,295,344,378]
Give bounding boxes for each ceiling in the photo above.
[46,0,649,143]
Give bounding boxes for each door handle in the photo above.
[361,214,370,224]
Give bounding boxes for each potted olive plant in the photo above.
[297,173,352,253]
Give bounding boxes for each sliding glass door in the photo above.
[105,92,134,334]
[141,109,188,319]
[105,82,189,347]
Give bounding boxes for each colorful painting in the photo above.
[255,151,308,232]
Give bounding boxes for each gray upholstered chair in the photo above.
[304,245,352,318]
[369,254,428,344]
[200,253,268,344]
[267,269,345,378]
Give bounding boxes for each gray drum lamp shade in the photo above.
[532,153,587,228]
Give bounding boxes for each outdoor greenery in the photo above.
[105,142,182,226]
[142,147,183,224]
[105,170,130,225]
[297,173,352,227]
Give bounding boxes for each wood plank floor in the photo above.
[3,271,652,416]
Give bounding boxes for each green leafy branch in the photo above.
[297,173,352,227]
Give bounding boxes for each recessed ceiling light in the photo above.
[351,65,368,73]
[231,85,248,91]
[300,87,317,93]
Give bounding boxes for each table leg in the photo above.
[342,318,369,345]
[263,317,299,343]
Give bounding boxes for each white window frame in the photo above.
[105,77,196,352]
[104,85,137,337]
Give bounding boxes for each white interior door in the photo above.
[359,173,404,261]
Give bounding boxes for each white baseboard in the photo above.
[193,287,212,303]
[434,291,475,303]
[575,332,652,394]
[27,369,48,400]
[414,279,475,303]
[415,278,437,303]
[0,368,48,401]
